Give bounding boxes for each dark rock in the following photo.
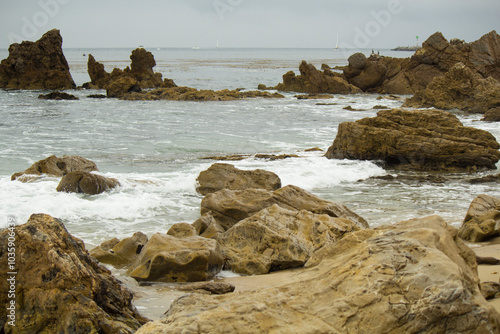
[458,194,500,242]
[0,29,75,89]
[480,282,500,300]
[56,171,120,195]
[87,94,107,99]
[106,76,141,98]
[0,214,148,333]
[38,91,79,100]
[476,255,500,265]
[469,173,500,184]
[177,282,235,295]
[482,107,500,122]
[325,109,500,172]
[12,155,98,181]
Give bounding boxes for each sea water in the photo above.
[1,47,499,251]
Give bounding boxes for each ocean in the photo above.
[1,46,499,252]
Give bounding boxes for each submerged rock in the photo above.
[196,163,282,196]
[38,91,79,100]
[0,29,76,90]
[483,107,500,122]
[0,214,148,333]
[56,171,120,195]
[458,194,500,242]
[136,216,500,333]
[11,155,98,181]
[403,63,500,113]
[325,108,500,171]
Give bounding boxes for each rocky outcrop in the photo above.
[403,63,500,113]
[201,184,369,231]
[89,232,148,268]
[271,60,362,94]
[325,109,500,171]
[127,233,224,282]
[196,163,282,195]
[136,215,500,333]
[458,194,500,242]
[218,204,360,275]
[85,48,177,96]
[11,155,98,181]
[121,86,284,101]
[344,53,387,91]
[38,91,79,100]
[483,107,500,122]
[0,29,76,90]
[56,171,120,195]
[0,214,148,333]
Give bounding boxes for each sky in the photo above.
[0,0,499,49]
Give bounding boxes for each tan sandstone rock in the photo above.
[11,155,98,181]
[90,232,148,269]
[458,194,500,242]
[56,171,120,195]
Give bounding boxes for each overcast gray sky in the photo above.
[1,0,499,49]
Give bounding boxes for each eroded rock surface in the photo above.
[458,194,500,242]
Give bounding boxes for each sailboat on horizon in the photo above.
[334,34,340,51]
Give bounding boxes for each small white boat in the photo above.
[192,46,200,50]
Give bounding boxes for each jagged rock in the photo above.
[272,61,362,94]
[403,63,500,113]
[196,163,282,196]
[481,282,500,300]
[458,194,500,242]
[167,223,197,238]
[192,213,225,239]
[483,107,500,122]
[121,86,284,101]
[38,91,79,100]
[106,76,141,98]
[11,155,98,181]
[218,204,360,275]
[127,233,224,282]
[325,109,500,171]
[136,216,500,334]
[344,53,387,91]
[89,232,148,269]
[87,54,110,88]
[201,184,368,231]
[0,214,148,333]
[56,171,119,195]
[0,29,75,89]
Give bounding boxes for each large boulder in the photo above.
[201,184,369,231]
[90,232,148,269]
[196,163,282,195]
[0,29,75,89]
[127,233,224,282]
[56,171,120,195]
[344,53,388,91]
[106,76,141,98]
[458,194,500,242]
[218,204,360,275]
[325,109,500,171]
[136,216,500,333]
[0,214,148,333]
[403,63,500,113]
[272,61,362,94]
[483,107,500,122]
[11,155,98,181]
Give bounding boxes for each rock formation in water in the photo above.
[483,107,500,122]
[38,91,79,100]
[0,29,76,90]
[325,109,500,172]
[56,171,120,195]
[0,214,148,333]
[458,194,500,242]
[90,232,148,269]
[136,216,500,333]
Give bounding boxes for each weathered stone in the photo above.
[481,282,500,300]
[483,107,500,122]
[136,216,500,334]
[325,108,500,171]
[196,163,282,196]
[38,91,79,100]
[177,282,235,295]
[458,194,500,242]
[167,223,197,238]
[0,214,148,333]
[0,29,75,89]
[11,155,98,181]
[127,233,224,282]
[106,76,141,98]
[201,184,368,231]
[90,232,148,269]
[218,204,360,275]
[56,171,120,195]
[344,54,388,91]
[403,63,500,113]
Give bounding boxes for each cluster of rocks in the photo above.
[11,155,119,195]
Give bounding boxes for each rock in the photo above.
[458,194,500,242]
[469,173,500,184]
[201,184,368,231]
[483,107,500,122]
[295,93,334,99]
[344,54,387,91]
[87,54,110,88]
[121,86,284,101]
[0,214,148,333]
[325,108,500,171]
[196,163,282,195]
[192,212,225,239]
[254,154,299,160]
[218,204,361,275]
[272,61,362,94]
[403,63,500,113]
[90,232,148,269]
[38,91,79,100]
[11,155,98,181]
[481,282,500,300]
[106,76,141,98]
[136,216,500,334]
[0,29,75,90]
[167,223,197,238]
[127,233,224,282]
[476,256,500,265]
[177,282,235,295]
[56,171,120,195]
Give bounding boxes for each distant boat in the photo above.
[216,40,219,49]
[192,46,200,50]
[334,34,339,51]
